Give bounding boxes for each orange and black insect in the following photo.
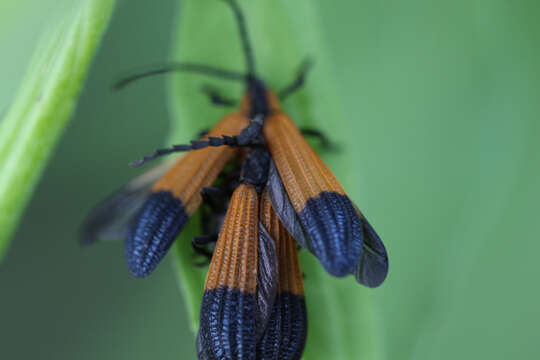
[111,1,389,286]
[196,148,307,360]
[82,0,387,286]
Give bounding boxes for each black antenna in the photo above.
[114,62,246,90]
[130,135,240,167]
[223,0,256,76]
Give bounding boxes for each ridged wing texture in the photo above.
[125,113,248,277]
[200,184,259,360]
[264,113,363,276]
[125,191,187,277]
[197,331,210,360]
[263,113,345,209]
[153,113,249,215]
[300,192,363,277]
[258,190,307,360]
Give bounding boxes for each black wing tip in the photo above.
[124,239,173,279]
[355,261,389,288]
[124,191,188,278]
[127,264,154,278]
[299,192,364,277]
[355,217,389,288]
[258,292,308,359]
[321,258,358,278]
[125,246,161,278]
[200,287,258,359]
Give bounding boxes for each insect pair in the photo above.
[81,0,388,358]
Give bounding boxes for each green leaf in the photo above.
[0,0,116,259]
[168,0,383,358]
[172,215,207,332]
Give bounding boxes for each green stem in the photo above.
[0,0,116,259]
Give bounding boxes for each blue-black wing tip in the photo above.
[124,191,189,278]
[299,192,364,277]
[355,217,389,288]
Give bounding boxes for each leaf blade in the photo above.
[0,0,116,259]
[168,1,383,359]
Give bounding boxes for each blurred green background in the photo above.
[1,1,539,359]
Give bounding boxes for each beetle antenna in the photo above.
[130,136,240,168]
[113,62,246,90]
[223,0,256,77]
